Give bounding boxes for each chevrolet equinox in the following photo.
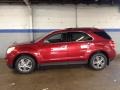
[6,28,116,73]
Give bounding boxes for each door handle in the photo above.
[87,42,90,45]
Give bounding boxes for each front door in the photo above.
[40,32,68,63]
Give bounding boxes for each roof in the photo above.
[54,28,103,33]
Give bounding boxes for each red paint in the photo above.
[6,28,116,67]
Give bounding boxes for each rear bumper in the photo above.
[108,49,116,61]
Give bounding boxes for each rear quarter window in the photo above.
[94,31,111,40]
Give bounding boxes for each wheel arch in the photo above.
[88,50,109,65]
[13,53,38,68]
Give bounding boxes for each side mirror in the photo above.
[44,40,50,43]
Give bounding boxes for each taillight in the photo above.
[109,41,115,48]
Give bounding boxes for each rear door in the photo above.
[67,32,93,61]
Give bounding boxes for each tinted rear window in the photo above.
[94,31,111,40]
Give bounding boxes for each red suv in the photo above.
[6,28,116,73]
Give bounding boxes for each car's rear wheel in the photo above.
[15,55,36,74]
[89,53,107,70]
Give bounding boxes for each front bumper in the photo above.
[5,52,16,68]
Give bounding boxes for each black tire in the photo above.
[89,53,107,70]
[15,55,36,74]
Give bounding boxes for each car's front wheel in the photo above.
[15,55,36,74]
[89,53,107,70]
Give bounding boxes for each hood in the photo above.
[12,41,34,47]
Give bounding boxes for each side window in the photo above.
[70,32,92,42]
[45,33,67,43]
[94,31,111,40]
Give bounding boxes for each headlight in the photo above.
[7,47,15,54]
